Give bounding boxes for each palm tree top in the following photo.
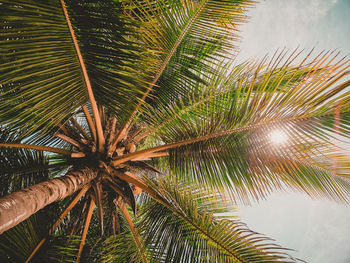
[0,0,349,262]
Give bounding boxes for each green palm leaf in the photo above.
[0,208,80,263]
[65,0,149,122]
[0,129,69,196]
[99,232,141,263]
[0,0,88,136]
[0,0,147,136]
[1,1,349,262]
[0,215,42,262]
[131,50,350,203]
[123,0,254,120]
[138,178,297,263]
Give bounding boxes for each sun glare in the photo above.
[270,130,288,145]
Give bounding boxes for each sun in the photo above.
[270,129,288,145]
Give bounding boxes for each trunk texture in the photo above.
[0,168,96,234]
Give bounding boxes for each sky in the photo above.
[233,0,350,262]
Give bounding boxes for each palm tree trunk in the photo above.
[0,168,96,234]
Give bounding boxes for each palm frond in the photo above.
[0,0,148,137]
[138,177,297,263]
[118,199,148,263]
[65,0,150,122]
[1,0,349,262]
[0,129,70,197]
[46,235,81,263]
[120,50,350,203]
[0,0,88,137]
[0,215,41,262]
[0,206,78,263]
[123,0,255,121]
[99,232,141,263]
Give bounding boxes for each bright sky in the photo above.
[234,0,350,262]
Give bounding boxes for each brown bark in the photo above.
[25,185,90,263]
[0,168,96,234]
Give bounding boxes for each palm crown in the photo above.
[0,0,350,262]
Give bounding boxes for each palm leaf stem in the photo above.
[107,117,117,147]
[25,185,90,263]
[102,164,161,201]
[118,200,148,263]
[25,239,46,263]
[0,143,71,155]
[71,118,91,140]
[170,208,247,262]
[70,199,88,237]
[115,0,210,146]
[129,151,169,162]
[51,185,91,234]
[108,127,127,157]
[82,105,97,146]
[71,152,86,158]
[105,176,127,198]
[92,182,104,236]
[112,212,116,236]
[60,0,104,152]
[112,111,346,166]
[76,198,95,263]
[110,170,160,200]
[57,122,70,137]
[144,183,263,263]
[105,165,170,210]
[107,170,181,222]
[98,105,105,128]
[112,207,121,235]
[54,133,82,150]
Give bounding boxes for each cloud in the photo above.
[237,0,339,61]
[287,0,338,23]
[238,192,350,263]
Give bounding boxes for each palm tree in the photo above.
[0,0,349,262]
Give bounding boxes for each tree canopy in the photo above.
[0,0,349,262]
